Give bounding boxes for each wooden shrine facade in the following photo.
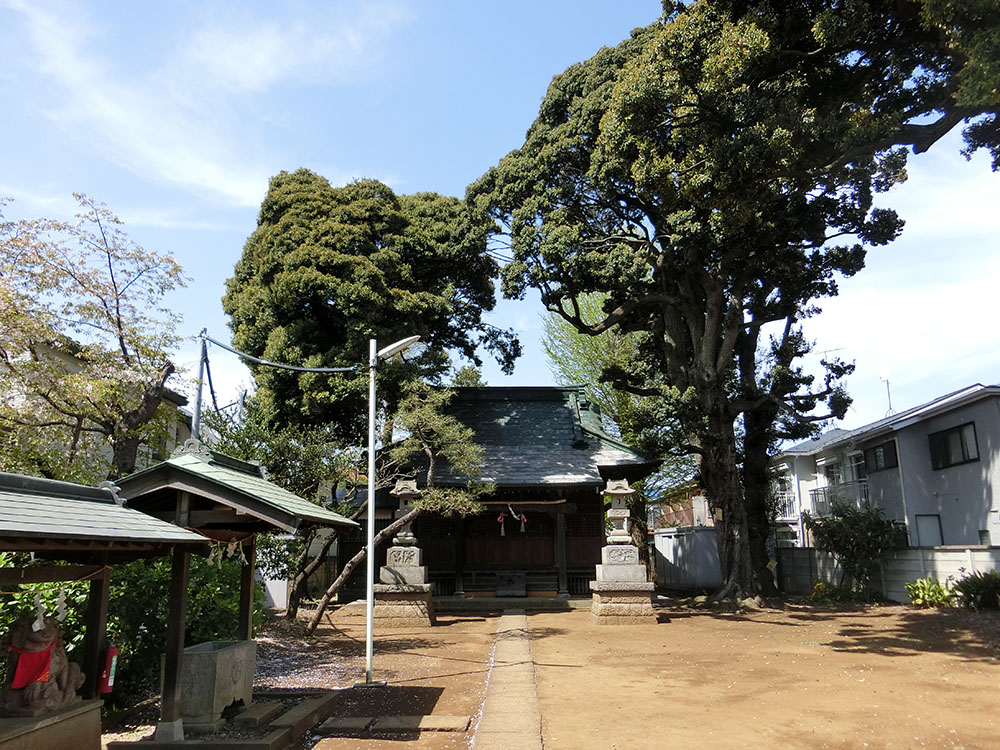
[343,386,657,599]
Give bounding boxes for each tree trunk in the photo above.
[287,527,338,620]
[628,495,651,577]
[107,360,175,478]
[743,408,781,598]
[305,508,422,634]
[699,413,756,601]
[110,434,143,479]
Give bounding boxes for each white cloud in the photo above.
[799,132,1000,427]
[4,0,411,207]
[169,3,410,96]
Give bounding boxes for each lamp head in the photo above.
[377,335,421,360]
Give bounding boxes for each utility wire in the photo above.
[202,333,357,374]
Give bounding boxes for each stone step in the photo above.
[317,714,470,734]
[270,694,338,736]
[233,700,284,728]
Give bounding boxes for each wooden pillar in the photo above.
[555,510,569,597]
[80,564,110,699]
[454,517,465,596]
[237,535,257,641]
[157,545,190,736]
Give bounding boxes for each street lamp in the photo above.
[362,335,420,685]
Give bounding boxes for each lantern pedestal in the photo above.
[374,545,434,625]
[373,482,435,626]
[590,545,656,624]
[590,481,656,624]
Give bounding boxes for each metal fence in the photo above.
[809,480,869,516]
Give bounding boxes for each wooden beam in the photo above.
[159,546,190,727]
[81,566,111,699]
[237,536,257,641]
[0,565,104,585]
[555,511,569,597]
[149,510,245,526]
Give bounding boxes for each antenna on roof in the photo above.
[880,371,895,416]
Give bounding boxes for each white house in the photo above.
[772,384,1000,548]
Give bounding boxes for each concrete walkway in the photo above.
[471,609,543,750]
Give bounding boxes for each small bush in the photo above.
[809,580,861,604]
[952,570,1000,611]
[904,577,954,608]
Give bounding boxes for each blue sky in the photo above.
[2,0,998,430]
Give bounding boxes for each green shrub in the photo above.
[803,502,900,600]
[809,580,865,604]
[904,576,955,608]
[952,570,1000,611]
[0,552,265,709]
[107,555,265,707]
[0,553,90,686]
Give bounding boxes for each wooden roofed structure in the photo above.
[0,471,207,749]
[115,438,357,739]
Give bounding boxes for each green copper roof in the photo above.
[119,441,358,531]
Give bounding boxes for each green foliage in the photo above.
[803,502,900,598]
[468,0,998,597]
[0,554,90,685]
[451,365,487,388]
[809,580,863,604]
[905,577,956,608]
[223,171,520,438]
[0,194,187,480]
[952,570,1000,611]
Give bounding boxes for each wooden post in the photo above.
[80,565,110,699]
[555,510,569,597]
[157,546,190,738]
[454,516,465,596]
[238,536,257,641]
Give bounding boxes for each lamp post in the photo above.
[362,335,420,685]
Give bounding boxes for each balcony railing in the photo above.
[809,480,869,517]
[773,490,798,520]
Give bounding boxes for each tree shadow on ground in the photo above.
[328,685,446,716]
[656,601,1000,662]
[654,606,809,627]
[794,608,1000,661]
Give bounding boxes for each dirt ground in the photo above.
[103,601,1000,749]
[529,604,1000,750]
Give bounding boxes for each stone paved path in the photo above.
[471,610,543,750]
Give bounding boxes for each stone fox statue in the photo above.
[0,615,84,716]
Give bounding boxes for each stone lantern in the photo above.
[390,478,420,547]
[589,478,656,624]
[373,478,434,625]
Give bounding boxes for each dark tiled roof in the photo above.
[434,386,656,488]
[0,472,204,545]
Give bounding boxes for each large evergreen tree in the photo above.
[469,0,999,599]
[223,169,520,438]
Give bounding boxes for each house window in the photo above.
[929,422,979,470]
[848,453,867,482]
[864,440,898,472]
